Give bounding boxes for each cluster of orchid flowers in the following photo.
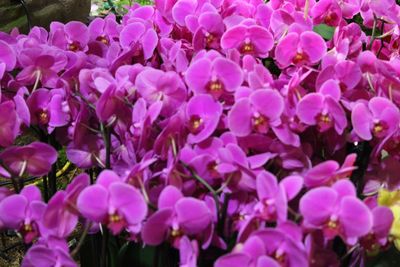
[1,0,400,265]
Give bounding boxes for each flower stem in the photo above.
[43,175,49,202]
[48,133,58,197]
[180,161,220,214]
[101,123,112,169]
[369,15,377,50]
[217,193,230,238]
[71,222,92,258]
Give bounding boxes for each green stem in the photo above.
[71,222,92,258]
[180,161,220,214]
[377,21,386,58]
[101,123,111,169]
[217,193,230,238]
[369,15,377,49]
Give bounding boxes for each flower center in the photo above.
[68,41,81,52]
[324,12,338,26]
[323,217,340,239]
[188,115,204,134]
[274,248,286,265]
[20,223,38,243]
[109,214,122,223]
[260,198,277,221]
[205,33,215,46]
[317,113,333,132]
[107,213,127,234]
[37,109,50,125]
[171,228,183,237]
[206,80,224,99]
[241,39,254,54]
[207,161,220,178]
[252,113,269,133]
[360,233,380,255]
[23,223,33,232]
[96,35,110,45]
[292,52,309,65]
[372,121,388,138]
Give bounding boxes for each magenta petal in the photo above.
[22,246,56,267]
[48,94,69,127]
[248,25,274,55]
[77,185,108,222]
[221,25,247,50]
[300,187,337,226]
[280,175,303,201]
[299,31,326,63]
[250,90,284,121]
[332,179,356,198]
[120,23,145,47]
[339,197,372,239]
[275,32,298,67]
[325,96,347,134]
[66,148,93,169]
[228,98,252,137]
[304,161,338,188]
[215,253,252,267]
[0,195,27,228]
[142,29,158,60]
[368,97,396,116]
[185,59,212,94]
[0,101,18,147]
[372,206,393,239]
[20,185,42,202]
[241,236,266,260]
[43,191,66,229]
[380,107,400,133]
[13,95,30,127]
[141,208,174,245]
[109,183,147,224]
[256,171,279,200]
[175,198,212,234]
[96,170,121,188]
[271,124,300,147]
[251,229,286,254]
[319,79,341,100]
[198,12,223,33]
[172,0,197,26]
[257,256,280,267]
[158,185,183,209]
[186,94,222,143]
[296,93,324,125]
[0,40,16,70]
[351,103,372,140]
[65,21,89,47]
[0,62,5,80]
[248,152,276,169]
[96,86,117,122]
[213,58,243,92]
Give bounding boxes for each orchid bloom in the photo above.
[77,170,148,235]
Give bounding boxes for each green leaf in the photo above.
[313,24,335,40]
